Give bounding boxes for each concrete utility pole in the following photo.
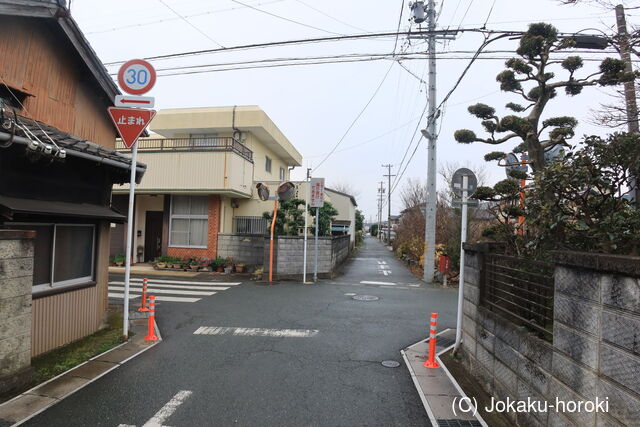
[423,0,438,283]
[382,164,395,245]
[615,4,640,204]
[377,181,385,240]
[303,167,311,283]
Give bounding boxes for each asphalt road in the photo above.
[25,237,458,427]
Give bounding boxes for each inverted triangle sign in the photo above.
[108,107,156,148]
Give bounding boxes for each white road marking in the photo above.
[193,326,318,338]
[380,265,390,270]
[109,281,229,291]
[360,281,396,285]
[108,293,140,300]
[129,278,240,286]
[109,286,216,296]
[155,296,202,303]
[382,270,391,276]
[344,293,357,296]
[379,286,409,289]
[409,284,421,288]
[142,389,193,427]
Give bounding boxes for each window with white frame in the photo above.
[279,167,286,181]
[170,195,208,248]
[6,223,95,293]
[265,156,272,173]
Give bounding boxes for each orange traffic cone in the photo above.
[144,295,159,341]
[138,278,150,312]
[424,312,440,368]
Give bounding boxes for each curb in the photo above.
[401,329,487,427]
[0,317,162,426]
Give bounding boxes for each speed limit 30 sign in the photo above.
[117,59,156,95]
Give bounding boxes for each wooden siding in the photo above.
[31,222,110,356]
[0,17,115,148]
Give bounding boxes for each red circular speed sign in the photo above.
[117,59,156,95]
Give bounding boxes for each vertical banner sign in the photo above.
[309,178,324,281]
[111,59,156,339]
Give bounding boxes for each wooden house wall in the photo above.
[0,16,115,148]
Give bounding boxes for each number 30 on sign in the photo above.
[117,59,156,95]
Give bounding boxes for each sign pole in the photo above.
[123,143,138,339]
[314,207,319,282]
[454,175,468,351]
[303,169,310,283]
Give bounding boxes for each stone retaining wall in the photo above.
[461,243,640,426]
[217,234,265,267]
[0,230,34,395]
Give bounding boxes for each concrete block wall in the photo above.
[461,244,640,427]
[217,234,264,267]
[263,235,350,279]
[0,229,34,394]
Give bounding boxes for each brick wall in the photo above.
[0,230,34,394]
[460,244,640,427]
[167,195,220,259]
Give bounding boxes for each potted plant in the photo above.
[109,255,116,267]
[224,257,235,274]
[114,253,125,267]
[137,245,144,263]
[155,255,170,269]
[235,263,246,273]
[189,258,201,270]
[211,257,226,273]
[172,257,183,269]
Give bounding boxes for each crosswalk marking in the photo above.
[361,280,396,285]
[129,278,240,286]
[109,286,216,296]
[109,281,229,291]
[108,278,239,304]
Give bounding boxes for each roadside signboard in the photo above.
[310,178,325,208]
[107,107,156,148]
[115,94,155,108]
[117,59,156,95]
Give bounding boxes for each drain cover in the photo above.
[382,360,400,368]
[352,295,379,301]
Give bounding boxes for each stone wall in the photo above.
[264,235,350,279]
[0,230,34,394]
[217,234,265,267]
[460,243,640,426]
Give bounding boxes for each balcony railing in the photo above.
[115,137,253,162]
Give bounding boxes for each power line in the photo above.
[293,0,369,33]
[392,0,406,54]
[457,0,475,30]
[312,61,395,173]
[157,0,225,48]
[483,0,497,29]
[229,0,342,36]
[102,28,510,66]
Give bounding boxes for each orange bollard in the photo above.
[424,312,440,368]
[138,278,150,312]
[144,295,159,341]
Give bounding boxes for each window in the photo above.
[279,167,286,181]
[265,156,272,173]
[6,223,95,293]
[170,196,208,248]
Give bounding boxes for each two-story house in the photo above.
[0,0,139,376]
[111,106,302,262]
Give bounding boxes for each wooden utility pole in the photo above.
[616,4,640,204]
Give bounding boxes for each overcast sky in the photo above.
[72,0,638,221]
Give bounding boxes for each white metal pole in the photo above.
[303,169,310,283]
[423,0,438,283]
[454,175,469,351]
[314,207,319,282]
[123,143,138,339]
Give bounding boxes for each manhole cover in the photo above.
[382,360,400,368]
[352,295,379,301]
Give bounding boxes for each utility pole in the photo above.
[615,4,639,205]
[377,181,385,240]
[303,167,311,283]
[382,164,395,245]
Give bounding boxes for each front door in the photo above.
[144,211,163,262]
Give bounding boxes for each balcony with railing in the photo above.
[116,137,253,162]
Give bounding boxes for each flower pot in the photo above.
[224,266,232,274]
[116,262,124,267]
[157,262,166,269]
[190,265,199,270]
[236,264,245,273]
[173,264,182,269]
[216,266,224,273]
